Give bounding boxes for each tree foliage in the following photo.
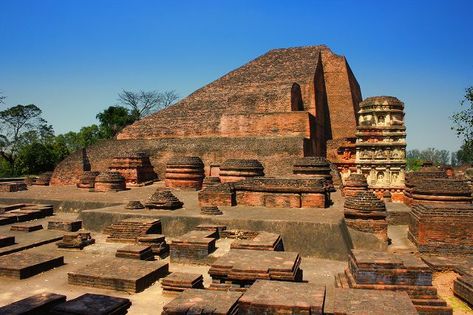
[96,106,136,138]
[406,148,452,171]
[0,104,51,174]
[117,89,178,119]
[451,86,473,165]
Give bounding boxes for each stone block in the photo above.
[48,219,82,232]
[50,293,131,315]
[0,252,64,279]
[239,280,325,314]
[301,193,326,208]
[0,292,66,315]
[115,245,154,260]
[264,193,301,208]
[0,235,14,248]
[68,258,169,293]
[162,289,242,315]
[236,191,265,207]
[161,272,204,292]
[10,223,43,232]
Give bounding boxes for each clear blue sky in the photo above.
[0,0,472,152]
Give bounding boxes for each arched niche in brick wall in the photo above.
[291,83,304,111]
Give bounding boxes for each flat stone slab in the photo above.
[239,280,325,314]
[161,272,204,292]
[0,251,64,279]
[230,232,283,251]
[454,274,473,306]
[170,231,217,262]
[0,235,14,248]
[115,244,154,260]
[209,249,302,283]
[68,257,169,293]
[0,292,66,314]
[326,288,418,315]
[48,219,82,232]
[49,293,131,315]
[162,289,242,315]
[0,230,63,256]
[10,223,43,232]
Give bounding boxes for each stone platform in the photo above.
[209,249,302,290]
[49,293,132,315]
[238,280,325,314]
[115,244,154,260]
[68,257,169,293]
[454,275,473,307]
[0,185,408,259]
[0,292,66,314]
[161,272,204,292]
[0,251,64,279]
[170,230,217,262]
[230,231,283,251]
[325,288,418,315]
[10,222,43,232]
[0,235,14,247]
[162,289,242,315]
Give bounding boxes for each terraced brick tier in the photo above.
[0,182,27,192]
[239,280,325,314]
[409,204,473,254]
[57,231,95,250]
[198,183,236,207]
[10,223,44,232]
[48,219,82,232]
[220,230,259,240]
[326,288,418,315]
[165,156,205,190]
[0,212,33,223]
[219,159,265,183]
[341,249,452,315]
[0,251,64,279]
[144,190,183,210]
[162,289,242,315]
[50,293,131,315]
[195,223,227,238]
[161,272,204,292]
[201,205,224,215]
[454,275,473,307]
[137,234,169,256]
[230,232,284,251]
[68,258,169,293]
[0,235,15,247]
[115,244,154,260]
[209,249,302,287]
[105,218,162,243]
[0,292,66,314]
[170,231,217,262]
[0,203,27,213]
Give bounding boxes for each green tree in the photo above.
[96,106,136,138]
[15,142,57,174]
[451,86,473,164]
[0,104,50,175]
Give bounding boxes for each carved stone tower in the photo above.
[355,96,406,202]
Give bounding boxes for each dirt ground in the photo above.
[433,271,473,315]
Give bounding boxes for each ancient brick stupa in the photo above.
[94,171,126,192]
[164,156,205,190]
[219,159,264,183]
[355,96,406,202]
[76,171,100,189]
[344,191,388,242]
[342,173,368,197]
[292,156,334,191]
[145,190,183,210]
[51,46,364,184]
[404,163,447,206]
[108,152,157,186]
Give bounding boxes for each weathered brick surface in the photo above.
[105,218,162,243]
[48,219,82,232]
[301,193,326,208]
[94,171,126,192]
[230,232,284,251]
[108,152,157,186]
[198,183,236,207]
[162,289,242,314]
[170,231,217,263]
[338,249,452,315]
[68,258,169,293]
[164,156,204,190]
[327,288,418,315]
[144,190,183,210]
[209,250,302,289]
[238,280,325,314]
[57,231,95,249]
[52,46,362,185]
[408,204,473,254]
[115,244,154,260]
[0,292,66,315]
[0,251,64,279]
[50,293,131,315]
[161,272,204,292]
[0,182,27,192]
[454,275,473,306]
